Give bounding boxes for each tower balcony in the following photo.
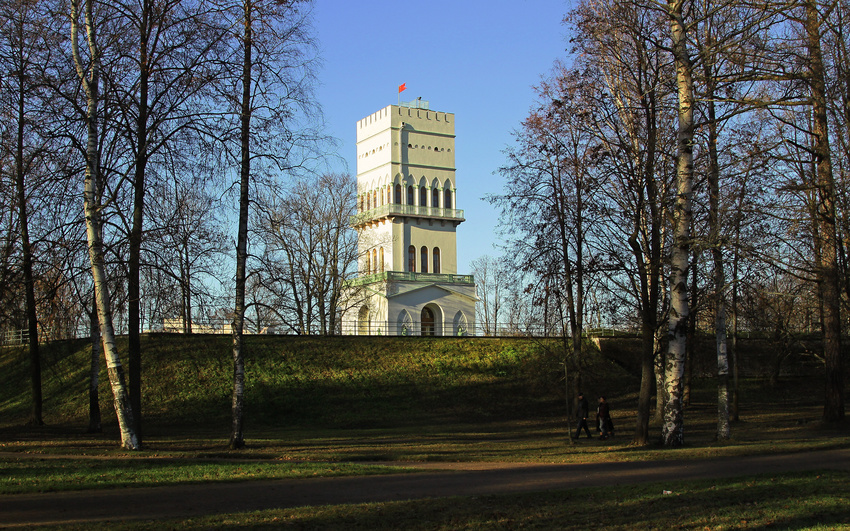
[350,204,465,228]
[345,271,475,287]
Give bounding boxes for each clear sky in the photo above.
[311,0,571,272]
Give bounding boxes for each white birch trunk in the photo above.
[663,0,695,448]
[71,0,139,450]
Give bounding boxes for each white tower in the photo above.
[340,100,476,336]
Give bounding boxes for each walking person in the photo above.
[597,396,612,440]
[574,392,592,439]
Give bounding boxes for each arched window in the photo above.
[380,247,385,273]
[365,252,371,275]
[419,186,427,206]
[408,245,416,272]
[373,190,377,209]
[395,184,402,204]
[444,188,452,209]
[421,246,428,273]
[433,247,441,274]
[372,249,378,274]
[366,193,371,211]
[359,195,364,212]
[432,188,440,208]
[407,185,414,205]
[421,307,435,336]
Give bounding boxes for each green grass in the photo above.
[33,471,850,530]
[0,457,406,495]
[1,335,573,429]
[1,334,848,529]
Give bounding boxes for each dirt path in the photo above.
[1,448,848,528]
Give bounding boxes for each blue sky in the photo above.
[311,0,571,272]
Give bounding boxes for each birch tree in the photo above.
[69,0,139,450]
[663,0,696,447]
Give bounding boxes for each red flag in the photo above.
[398,83,407,93]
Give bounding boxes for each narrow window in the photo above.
[373,191,377,209]
[433,247,441,274]
[421,246,428,273]
[444,189,452,209]
[419,186,426,206]
[432,188,440,208]
[372,249,378,274]
[395,184,402,203]
[366,253,371,275]
[421,307,435,336]
[380,247,385,273]
[407,185,414,205]
[408,245,416,272]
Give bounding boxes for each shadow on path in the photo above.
[1,448,848,527]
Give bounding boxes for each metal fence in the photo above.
[1,329,28,347]
[334,321,630,338]
[0,326,90,347]
[0,322,634,345]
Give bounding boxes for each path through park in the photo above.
[1,448,849,527]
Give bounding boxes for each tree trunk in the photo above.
[71,0,139,450]
[230,0,253,450]
[706,95,730,440]
[804,0,845,423]
[88,300,102,433]
[15,72,42,426]
[731,201,742,422]
[664,0,695,448]
[128,0,152,444]
[653,330,665,424]
[634,322,656,444]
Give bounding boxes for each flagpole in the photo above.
[398,82,406,106]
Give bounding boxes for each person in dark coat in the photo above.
[596,396,612,440]
[574,392,592,439]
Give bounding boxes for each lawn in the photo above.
[0,334,847,528]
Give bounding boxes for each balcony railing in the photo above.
[345,271,474,287]
[351,204,465,226]
[399,99,429,110]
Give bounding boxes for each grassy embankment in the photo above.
[1,334,848,528]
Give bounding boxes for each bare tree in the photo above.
[257,172,358,334]
[109,0,228,440]
[801,0,844,422]
[568,0,675,446]
[69,0,138,449]
[211,0,319,449]
[146,168,228,332]
[470,255,505,336]
[0,0,60,425]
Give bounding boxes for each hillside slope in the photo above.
[1,335,631,430]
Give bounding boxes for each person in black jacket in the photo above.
[596,396,613,440]
[574,392,592,439]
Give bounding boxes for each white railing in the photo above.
[1,329,28,346]
[351,204,465,226]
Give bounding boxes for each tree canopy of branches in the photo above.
[492,0,848,448]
